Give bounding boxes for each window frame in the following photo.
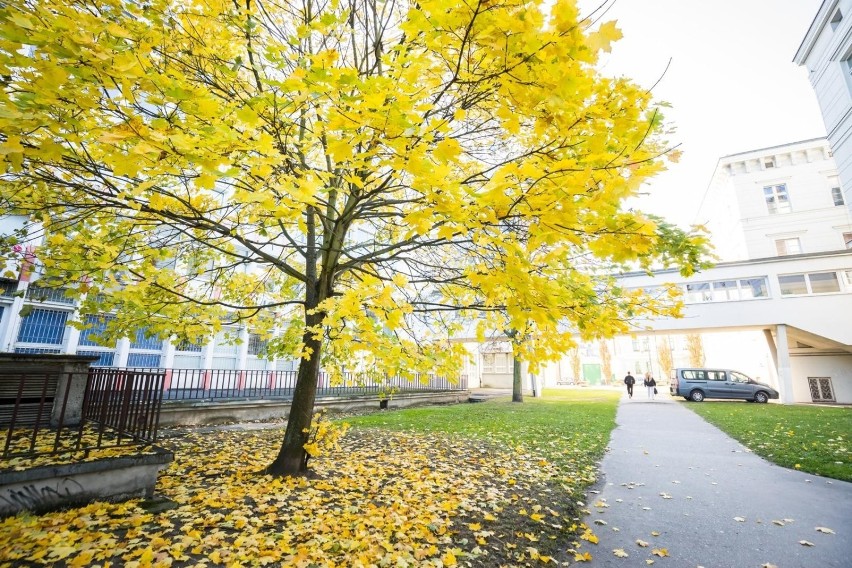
[763,183,791,214]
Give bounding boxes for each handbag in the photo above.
[653,387,658,394]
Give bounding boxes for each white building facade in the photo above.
[795,0,852,211]
[696,138,852,262]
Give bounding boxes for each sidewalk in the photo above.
[584,392,852,567]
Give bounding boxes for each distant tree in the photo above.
[656,335,673,379]
[567,348,583,384]
[0,0,709,475]
[686,334,705,367]
[599,339,612,385]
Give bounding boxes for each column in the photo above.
[775,324,794,404]
[114,337,130,368]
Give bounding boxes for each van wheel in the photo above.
[754,391,769,404]
[689,390,705,402]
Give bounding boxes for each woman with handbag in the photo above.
[644,372,657,400]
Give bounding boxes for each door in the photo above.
[583,364,602,386]
[705,369,730,398]
[726,371,756,400]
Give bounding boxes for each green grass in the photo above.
[343,388,621,490]
[687,402,852,481]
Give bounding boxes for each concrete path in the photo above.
[584,392,852,567]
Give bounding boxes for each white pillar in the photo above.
[162,340,176,369]
[114,337,130,367]
[237,327,249,370]
[775,324,794,404]
[201,337,215,369]
[2,291,26,351]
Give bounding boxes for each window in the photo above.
[681,370,706,380]
[712,280,739,301]
[248,333,267,356]
[831,8,843,31]
[831,186,845,206]
[764,184,791,214]
[0,279,17,298]
[482,352,512,374]
[730,371,750,383]
[775,237,802,256]
[176,338,203,352]
[763,157,775,169]
[631,337,650,352]
[707,370,726,381]
[684,282,712,303]
[809,272,841,294]
[78,314,115,347]
[739,278,769,299]
[17,308,68,345]
[779,271,844,296]
[126,353,161,367]
[131,328,162,350]
[808,377,835,402]
[844,232,852,249]
[26,284,75,305]
[77,350,115,367]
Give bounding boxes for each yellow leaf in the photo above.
[441,550,457,566]
[574,551,592,562]
[651,548,669,557]
[613,548,629,558]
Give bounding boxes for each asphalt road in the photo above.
[583,392,852,567]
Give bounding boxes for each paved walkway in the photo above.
[584,392,852,567]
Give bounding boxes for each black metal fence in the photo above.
[154,368,468,402]
[1,368,165,460]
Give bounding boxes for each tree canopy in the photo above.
[0,0,709,474]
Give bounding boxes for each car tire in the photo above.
[689,390,705,402]
[754,391,769,404]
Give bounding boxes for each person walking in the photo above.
[623,371,636,399]
[644,372,657,400]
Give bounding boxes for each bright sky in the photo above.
[577,0,827,226]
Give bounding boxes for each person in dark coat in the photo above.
[644,372,657,400]
[623,371,636,398]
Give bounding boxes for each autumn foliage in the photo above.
[0,0,709,474]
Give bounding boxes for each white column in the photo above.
[2,291,26,351]
[201,337,215,369]
[162,340,176,369]
[114,337,130,367]
[775,324,794,404]
[64,324,80,354]
[237,327,249,370]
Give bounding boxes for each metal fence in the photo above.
[153,368,468,401]
[1,368,165,460]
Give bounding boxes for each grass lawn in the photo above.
[686,402,852,482]
[1,388,620,567]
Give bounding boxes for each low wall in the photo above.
[159,390,470,427]
[0,449,173,517]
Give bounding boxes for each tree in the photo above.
[686,334,705,367]
[567,347,582,385]
[599,339,612,385]
[656,335,673,379]
[0,0,709,475]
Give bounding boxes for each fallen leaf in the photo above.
[815,527,835,534]
[612,548,629,558]
[635,539,649,547]
[646,561,655,565]
[650,531,660,537]
[734,517,746,522]
[799,540,815,547]
[574,551,592,562]
[771,520,785,526]
[761,564,778,568]
[651,548,669,557]
[593,519,608,525]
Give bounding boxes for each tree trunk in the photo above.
[264,311,324,476]
[512,353,523,403]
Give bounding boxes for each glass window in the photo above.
[131,328,162,350]
[739,278,768,299]
[126,353,161,368]
[779,274,808,296]
[775,237,801,256]
[831,187,845,206]
[843,232,852,249]
[764,184,791,214]
[248,333,266,356]
[17,308,69,345]
[76,350,115,367]
[682,370,705,380]
[707,371,726,381]
[712,280,739,301]
[684,282,712,303]
[809,272,841,294]
[78,314,115,347]
[0,279,17,298]
[176,338,203,352]
[730,371,750,383]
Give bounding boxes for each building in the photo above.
[695,138,852,262]
[795,0,852,211]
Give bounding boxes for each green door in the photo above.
[583,364,602,385]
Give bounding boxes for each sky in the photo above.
[576,0,827,226]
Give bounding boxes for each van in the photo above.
[670,368,779,403]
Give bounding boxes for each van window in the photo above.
[707,371,726,381]
[730,372,750,383]
[682,370,706,380]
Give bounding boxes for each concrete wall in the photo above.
[158,390,470,427]
[790,352,852,403]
